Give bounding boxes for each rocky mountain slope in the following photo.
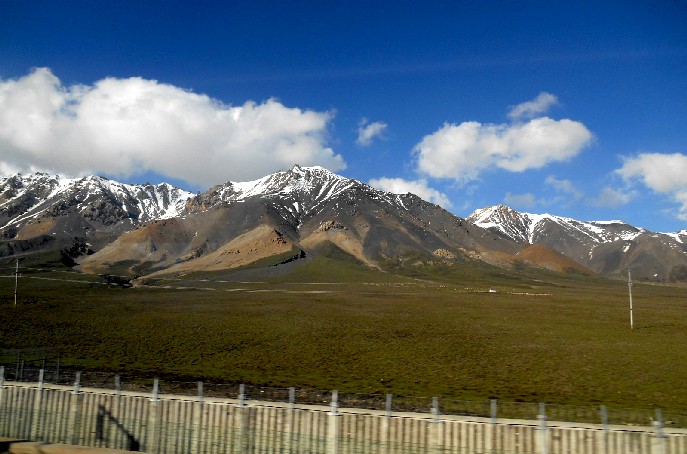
[79,165,516,276]
[1,173,192,232]
[468,204,687,279]
[0,173,193,262]
[2,167,686,280]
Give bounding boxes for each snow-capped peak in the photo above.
[0,172,194,229]
[199,165,362,213]
[467,204,646,244]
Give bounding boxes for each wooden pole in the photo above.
[628,268,634,329]
[14,259,19,307]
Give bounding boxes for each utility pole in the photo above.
[628,268,633,329]
[14,259,18,308]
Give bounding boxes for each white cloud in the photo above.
[504,192,537,209]
[545,175,582,200]
[368,177,451,208]
[617,153,687,193]
[356,119,388,146]
[0,68,345,186]
[616,152,687,217]
[508,92,558,121]
[0,161,21,176]
[676,193,687,221]
[590,186,635,208]
[413,117,592,183]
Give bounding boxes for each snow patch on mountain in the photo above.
[664,231,687,244]
[468,204,648,245]
[192,165,379,219]
[0,172,194,229]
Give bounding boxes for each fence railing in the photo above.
[2,362,686,429]
[2,365,687,454]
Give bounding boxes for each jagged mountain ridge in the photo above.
[468,204,650,244]
[468,204,687,279]
[189,166,362,215]
[0,173,194,262]
[79,165,516,275]
[2,167,686,279]
[1,173,193,231]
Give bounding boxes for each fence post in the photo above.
[381,394,392,454]
[192,381,204,454]
[327,390,339,454]
[237,384,250,453]
[147,378,160,454]
[430,397,442,453]
[67,372,83,445]
[537,402,548,454]
[112,375,122,449]
[239,383,246,407]
[284,387,295,453]
[55,357,61,384]
[30,369,45,440]
[652,408,667,454]
[598,405,609,454]
[487,399,497,453]
[0,366,5,431]
[73,372,81,394]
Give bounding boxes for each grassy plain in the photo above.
[1,255,686,416]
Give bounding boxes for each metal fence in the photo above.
[2,361,685,430]
[2,365,687,454]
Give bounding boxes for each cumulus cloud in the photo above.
[508,92,558,121]
[368,177,451,208]
[0,68,345,186]
[414,117,592,183]
[356,119,388,146]
[616,152,687,218]
[590,186,635,208]
[617,153,687,193]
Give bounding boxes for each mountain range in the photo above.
[468,205,687,279]
[1,166,686,281]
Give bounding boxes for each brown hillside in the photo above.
[145,224,297,276]
[78,218,194,274]
[300,220,378,268]
[515,244,595,275]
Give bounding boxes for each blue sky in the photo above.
[1,1,686,232]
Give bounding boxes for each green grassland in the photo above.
[1,253,686,415]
